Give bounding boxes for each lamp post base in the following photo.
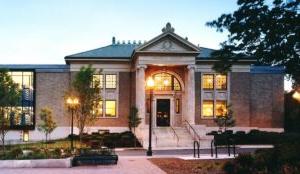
[146,150,152,156]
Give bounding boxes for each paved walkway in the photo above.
[0,157,166,174]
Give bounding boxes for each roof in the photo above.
[65,43,215,59]
[65,44,139,59]
[0,64,69,72]
[250,66,285,74]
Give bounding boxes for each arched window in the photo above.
[151,72,181,91]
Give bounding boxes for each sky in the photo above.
[0,0,292,91]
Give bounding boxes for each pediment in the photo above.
[136,30,200,53]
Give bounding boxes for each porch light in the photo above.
[292,91,300,102]
[146,77,155,89]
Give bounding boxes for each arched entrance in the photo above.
[146,71,184,127]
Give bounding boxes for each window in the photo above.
[152,72,181,91]
[202,74,214,90]
[105,100,116,117]
[175,99,180,113]
[216,101,227,117]
[92,100,103,117]
[202,100,214,118]
[105,74,116,89]
[23,130,29,142]
[92,74,103,88]
[216,75,227,90]
[8,71,34,127]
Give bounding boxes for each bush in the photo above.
[223,143,300,174]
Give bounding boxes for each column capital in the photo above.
[187,65,196,71]
[136,65,147,70]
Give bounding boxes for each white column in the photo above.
[136,65,147,127]
[186,65,196,124]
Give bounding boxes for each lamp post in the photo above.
[66,97,79,150]
[146,77,155,156]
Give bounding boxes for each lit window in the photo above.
[202,100,214,117]
[203,75,214,89]
[176,99,180,113]
[23,130,29,142]
[216,101,227,117]
[92,74,103,88]
[105,75,117,89]
[93,100,103,117]
[216,75,227,90]
[105,100,116,117]
[152,72,181,91]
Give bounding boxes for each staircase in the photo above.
[139,124,214,149]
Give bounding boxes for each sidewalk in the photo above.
[0,157,166,174]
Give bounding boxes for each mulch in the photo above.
[149,158,230,174]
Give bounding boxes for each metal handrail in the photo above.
[170,126,179,146]
[184,120,201,141]
[193,141,200,158]
[211,139,218,158]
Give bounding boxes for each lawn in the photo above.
[149,158,229,174]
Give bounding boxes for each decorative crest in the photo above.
[162,22,175,33]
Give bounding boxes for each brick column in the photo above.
[136,65,147,127]
[186,65,196,124]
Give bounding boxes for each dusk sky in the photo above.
[0,0,292,90]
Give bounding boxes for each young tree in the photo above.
[206,0,300,87]
[70,65,101,143]
[128,107,141,147]
[37,107,57,145]
[0,69,21,153]
[214,104,235,133]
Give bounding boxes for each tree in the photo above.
[128,106,141,147]
[214,104,235,132]
[37,107,57,145]
[70,65,101,143]
[206,0,300,87]
[0,69,21,153]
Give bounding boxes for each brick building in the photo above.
[1,23,284,148]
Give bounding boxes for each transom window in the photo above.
[92,74,117,89]
[202,74,227,90]
[151,72,181,91]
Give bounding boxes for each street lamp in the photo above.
[66,96,79,150]
[146,77,155,156]
[293,90,300,103]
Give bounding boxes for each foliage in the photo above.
[128,106,141,131]
[284,90,300,132]
[68,65,101,143]
[213,130,300,146]
[214,104,235,132]
[0,69,21,153]
[37,107,57,144]
[207,0,300,86]
[223,143,300,174]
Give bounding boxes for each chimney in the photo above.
[112,37,116,45]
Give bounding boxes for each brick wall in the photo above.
[250,74,284,128]
[35,72,71,126]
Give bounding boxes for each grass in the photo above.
[149,158,230,174]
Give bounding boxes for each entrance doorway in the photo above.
[156,99,170,127]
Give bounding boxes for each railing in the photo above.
[184,120,201,142]
[193,141,200,158]
[170,126,179,146]
[211,139,218,158]
[227,138,236,157]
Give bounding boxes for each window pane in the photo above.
[93,100,103,117]
[92,74,103,88]
[105,75,116,89]
[202,100,214,117]
[216,74,227,90]
[202,75,214,90]
[105,100,116,117]
[216,101,227,117]
[173,78,181,91]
